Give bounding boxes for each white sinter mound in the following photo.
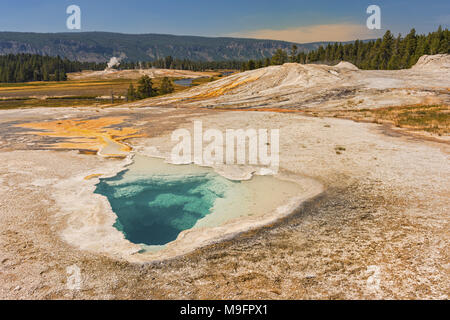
[334,61,359,71]
[129,55,450,110]
[411,54,450,71]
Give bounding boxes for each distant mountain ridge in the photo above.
[0,32,332,62]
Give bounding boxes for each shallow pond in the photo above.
[173,78,193,87]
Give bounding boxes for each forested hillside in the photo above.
[0,54,105,82]
[0,32,324,62]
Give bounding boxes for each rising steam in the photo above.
[106,54,127,70]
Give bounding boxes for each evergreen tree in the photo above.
[54,69,61,81]
[127,83,137,101]
[164,56,174,69]
[271,49,288,65]
[159,77,174,95]
[290,45,298,62]
[136,75,154,99]
[438,38,449,53]
[387,54,401,70]
[379,30,394,69]
[403,29,418,68]
[42,68,49,81]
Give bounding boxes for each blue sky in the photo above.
[0,0,448,42]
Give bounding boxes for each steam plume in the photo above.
[106,54,127,70]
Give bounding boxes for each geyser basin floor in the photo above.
[94,155,309,253]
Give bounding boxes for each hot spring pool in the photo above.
[95,160,234,246]
[94,155,304,251]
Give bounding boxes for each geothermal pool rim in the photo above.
[54,151,324,263]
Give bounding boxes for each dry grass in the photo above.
[0,97,125,110]
[0,79,133,98]
[191,77,221,86]
[367,105,450,135]
[310,104,450,136]
[0,76,203,109]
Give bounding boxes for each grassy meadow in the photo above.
[0,76,200,109]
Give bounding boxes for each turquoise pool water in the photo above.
[94,155,304,252]
[94,157,234,246]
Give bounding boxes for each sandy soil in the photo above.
[0,104,448,299]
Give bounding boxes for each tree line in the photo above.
[119,58,243,72]
[0,54,106,83]
[240,27,449,71]
[126,76,174,101]
[0,53,242,83]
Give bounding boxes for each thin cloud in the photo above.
[227,23,384,43]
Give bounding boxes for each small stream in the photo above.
[173,78,194,87]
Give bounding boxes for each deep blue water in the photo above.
[94,170,230,246]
